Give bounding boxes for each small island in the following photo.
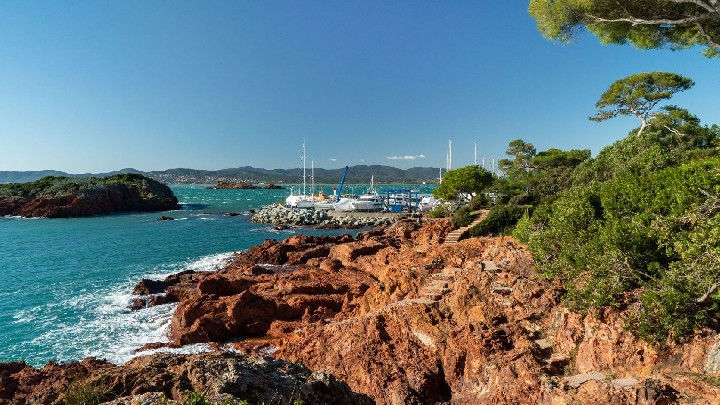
[0,173,181,218]
[208,181,284,190]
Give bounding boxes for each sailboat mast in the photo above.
[302,140,306,196]
[311,160,315,196]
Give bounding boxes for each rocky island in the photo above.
[209,181,284,190]
[3,218,720,404]
[0,174,180,218]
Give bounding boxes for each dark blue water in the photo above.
[0,184,435,366]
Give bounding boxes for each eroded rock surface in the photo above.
[0,352,370,404]
[154,218,720,404]
[6,219,720,404]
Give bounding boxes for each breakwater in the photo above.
[251,203,405,228]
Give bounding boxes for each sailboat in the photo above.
[285,141,314,208]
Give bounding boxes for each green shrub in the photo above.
[469,204,525,236]
[512,209,532,243]
[62,380,108,405]
[427,205,451,218]
[181,391,249,405]
[468,194,490,210]
[452,206,475,228]
[525,157,720,343]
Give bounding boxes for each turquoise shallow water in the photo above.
[0,184,435,367]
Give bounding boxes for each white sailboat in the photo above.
[285,141,314,208]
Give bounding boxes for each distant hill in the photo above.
[0,165,442,185]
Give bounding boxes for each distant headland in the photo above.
[0,173,180,218]
[0,165,443,185]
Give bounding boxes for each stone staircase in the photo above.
[444,210,489,244]
[417,267,461,301]
[324,262,498,330]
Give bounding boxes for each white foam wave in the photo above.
[12,252,236,365]
[133,343,213,359]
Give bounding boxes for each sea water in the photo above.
[0,184,435,367]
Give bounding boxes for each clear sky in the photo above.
[0,1,717,173]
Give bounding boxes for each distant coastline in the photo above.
[0,165,443,185]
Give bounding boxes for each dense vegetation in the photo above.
[434,71,720,344]
[0,173,180,218]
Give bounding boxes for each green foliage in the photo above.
[468,193,490,210]
[469,204,525,237]
[433,165,494,201]
[525,157,720,342]
[589,72,694,134]
[62,380,109,405]
[499,139,537,176]
[573,108,719,185]
[529,0,720,58]
[452,206,475,228]
[427,204,452,218]
[512,209,532,243]
[496,139,590,204]
[181,391,249,405]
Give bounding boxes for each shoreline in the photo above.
[4,218,720,403]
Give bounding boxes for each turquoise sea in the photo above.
[0,184,435,367]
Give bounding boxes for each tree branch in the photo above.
[589,14,712,25]
[668,0,718,14]
[663,125,688,137]
[696,281,720,303]
[696,23,720,49]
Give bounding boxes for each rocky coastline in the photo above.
[0,174,180,218]
[4,219,720,404]
[251,203,397,228]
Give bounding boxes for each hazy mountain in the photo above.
[0,165,442,184]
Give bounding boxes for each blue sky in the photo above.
[0,1,717,173]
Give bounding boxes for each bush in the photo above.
[468,194,490,210]
[469,204,525,236]
[62,380,108,405]
[427,205,451,218]
[452,206,475,228]
[524,157,720,343]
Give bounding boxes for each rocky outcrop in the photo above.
[128,270,202,310]
[209,181,258,189]
[7,219,720,404]
[0,352,371,404]
[133,219,720,404]
[0,174,180,218]
[0,358,112,404]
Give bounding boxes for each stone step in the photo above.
[482,261,498,271]
[443,267,462,274]
[421,292,442,300]
[427,280,449,288]
[422,287,451,295]
[405,298,437,305]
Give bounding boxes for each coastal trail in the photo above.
[444,209,489,244]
